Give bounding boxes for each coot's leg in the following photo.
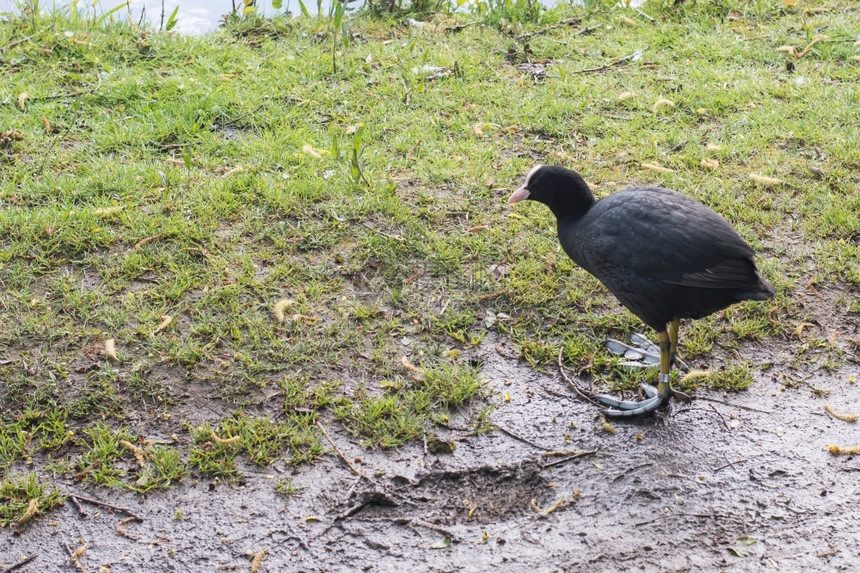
[595,330,673,416]
[667,318,690,372]
[668,318,692,402]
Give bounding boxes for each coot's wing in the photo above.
[578,187,762,291]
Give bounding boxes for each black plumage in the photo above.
[509,165,775,415]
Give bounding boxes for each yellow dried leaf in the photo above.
[17,92,28,111]
[273,298,295,322]
[749,174,782,187]
[120,440,147,466]
[700,158,719,170]
[472,123,485,135]
[250,549,266,573]
[828,444,860,455]
[618,91,635,101]
[93,206,124,216]
[641,162,674,174]
[42,116,51,132]
[705,143,721,152]
[301,143,323,159]
[602,421,616,435]
[503,391,511,402]
[210,430,240,445]
[652,98,675,112]
[795,321,816,339]
[220,166,245,177]
[17,497,40,525]
[154,315,172,333]
[824,404,858,422]
[103,338,117,360]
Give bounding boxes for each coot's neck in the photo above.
[543,175,596,225]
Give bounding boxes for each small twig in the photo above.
[3,30,41,51]
[66,493,143,521]
[515,17,582,42]
[493,423,552,451]
[63,542,86,572]
[422,430,429,458]
[477,289,506,301]
[316,422,369,479]
[693,396,773,414]
[710,403,732,431]
[557,348,602,407]
[400,76,410,106]
[610,462,653,483]
[712,457,747,473]
[361,222,404,242]
[36,109,77,175]
[541,449,598,469]
[633,7,656,22]
[405,519,456,541]
[572,50,641,74]
[69,495,88,518]
[1,555,36,573]
[115,517,139,541]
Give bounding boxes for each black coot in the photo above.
[509,165,775,416]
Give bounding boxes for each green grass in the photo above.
[2,0,859,521]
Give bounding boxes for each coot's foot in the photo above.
[604,333,690,372]
[604,335,660,367]
[595,375,673,417]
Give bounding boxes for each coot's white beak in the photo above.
[508,187,530,204]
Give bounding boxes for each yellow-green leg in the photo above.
[596,328,674,417]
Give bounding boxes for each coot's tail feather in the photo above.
[735,276,776,301]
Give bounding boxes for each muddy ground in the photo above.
[3,324,860,573]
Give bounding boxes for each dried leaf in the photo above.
[301,143,323,159]
[210,430,240,445]
[42,116,51,133]
[120,440,147,466]
[17,92,28,111]
[250,549,266,573]
[652,98,675,112]
[824,404,858,422]
[472,123,485,135]
[429,536,451,549]
[641,162,674,173]
[795,321,816,339]
[618,91,635,100]
[154,315,172,334]
[749,174,782,187]
[705,143,722,152]
[93,206,124,216]
[828,444,860,455]
[273,298,295,322]
[17,498,40,525]
[103,338,117,360]
[700,158,719,169]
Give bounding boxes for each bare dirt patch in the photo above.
[4,326,860,572]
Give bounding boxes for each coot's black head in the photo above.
[508,165,596,221]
